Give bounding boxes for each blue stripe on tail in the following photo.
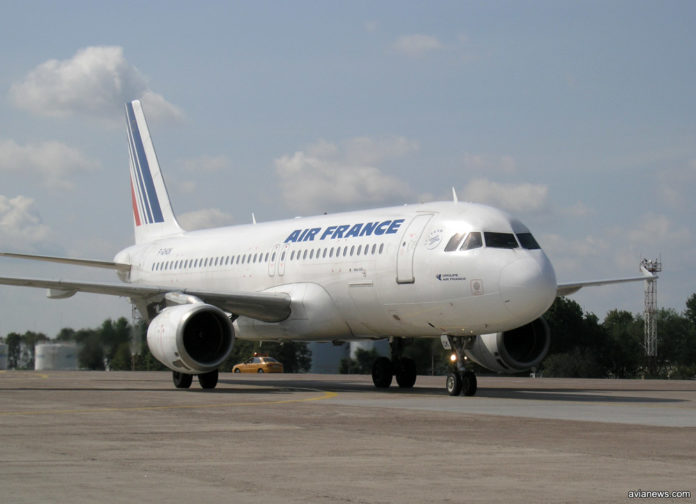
[126,102,164,224]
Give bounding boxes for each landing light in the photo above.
[450,353,457,362]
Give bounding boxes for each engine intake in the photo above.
[147,304,234,373]
[464,317,550,373]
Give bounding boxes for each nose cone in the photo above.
[500,254,557,320]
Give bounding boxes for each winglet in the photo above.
[125,100,183,244]
[452,187,459,203]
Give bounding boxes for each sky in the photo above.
[0,0,694,337]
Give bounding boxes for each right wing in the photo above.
[0,275,291,323]
[0,252,130,272]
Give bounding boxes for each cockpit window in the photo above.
[484,232,519,249]
[516,232,541,250]
[444,233,465,252]
[460,232,482,251]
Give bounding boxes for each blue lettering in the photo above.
[321,226,337,240]
[374,220,391,235]
[304,227,321,241]
[285,229,301,243]
[386,218,405,234]
[332,224,350,239]
[297,228,309,241]
[345,223,363,238]
[359,221,379,236]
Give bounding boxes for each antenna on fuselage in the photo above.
[452,187,459,203]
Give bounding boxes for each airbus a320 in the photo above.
[0,100,653,395]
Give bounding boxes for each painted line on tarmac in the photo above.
[0,371,49,379]
[0,387,338,417]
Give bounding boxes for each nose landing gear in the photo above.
[442,335,478,397]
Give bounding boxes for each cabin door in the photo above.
[396,214,433,284]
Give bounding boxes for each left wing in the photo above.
[557,270,655,297]
[0,275,291,323]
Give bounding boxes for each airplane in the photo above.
[0,100,654,396]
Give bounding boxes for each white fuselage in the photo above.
[115,201,558,342]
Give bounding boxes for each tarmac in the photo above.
[0,371,694,503]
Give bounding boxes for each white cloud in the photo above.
[9,46,182,121]
[392,34,443,58]
[462,153,517,175]
[0,139,98,189]
[461,178,549,213]
[177,209,235,230]
[0,195,51,250]
[275,137,416,213]
[626,213,691,249]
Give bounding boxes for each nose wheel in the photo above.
[446,370,477,396]
[442,335,478,397]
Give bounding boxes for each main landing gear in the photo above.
[441,335,478,397]
[172,369,219,390]
[371,337,417,389]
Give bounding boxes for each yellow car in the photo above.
[232,354,284,374]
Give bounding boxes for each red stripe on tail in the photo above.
[130,179,142,226]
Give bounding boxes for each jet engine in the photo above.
[147,303,234,374]
[463,317,550,373]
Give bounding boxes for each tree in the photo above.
[340,348,381,374]
[602,310,643,378]
[685,293,696,329]
[5,332,21,369]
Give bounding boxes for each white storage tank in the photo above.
[0,343,7,370]
[34,343,78,370]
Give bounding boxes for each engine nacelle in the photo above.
[147,304,234,374]
[464,317,550,373]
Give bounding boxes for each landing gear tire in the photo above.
[446,372,462,396]
[172,371,193,389]
[461,370,477,396]
[372,357,393,388]
[234,368,241,373]
[395,357,417,389]
[257,368,264,374]
[198,369,219,389]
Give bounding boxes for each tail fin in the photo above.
[125,100,183,244]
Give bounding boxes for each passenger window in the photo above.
[484,232,519,249]
[291,251,295,260]
[379,243,384,254]
[516,232,541,250]
[460,232,483,251]
[444,233,465,252]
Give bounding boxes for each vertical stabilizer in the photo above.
[125,100,183,244]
